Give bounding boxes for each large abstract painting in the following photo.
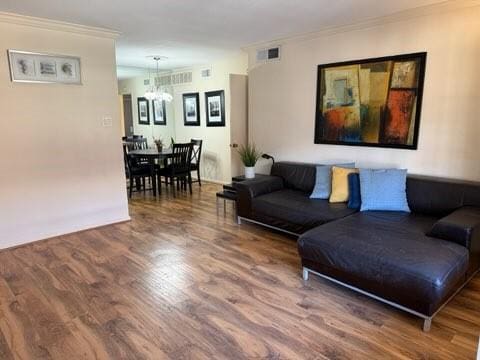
[314,52,426,149]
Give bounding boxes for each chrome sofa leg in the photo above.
[423,318,432,332]
[303,267,309,281]
[237,216,242,225]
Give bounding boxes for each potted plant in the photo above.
[153,137,163,152]
[237,143,261,179]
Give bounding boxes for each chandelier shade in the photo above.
[144,56,172,102]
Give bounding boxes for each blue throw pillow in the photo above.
[310,163,355,199]
[347,173,361,209]
[359,169,410,212]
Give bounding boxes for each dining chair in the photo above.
[122,136,148,151]
[190,139,203,186]
[157,142,193,197]
[123,146,152,198]
[134,138,148,150]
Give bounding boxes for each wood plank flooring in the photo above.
[0,183,479,359]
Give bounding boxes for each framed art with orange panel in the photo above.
[314,52,426,149]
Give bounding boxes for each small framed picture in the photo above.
[183,93,200,126]
[7,50,81,84]
[152,99,166,125]
[205,90,225,127]
[137,97,150,125]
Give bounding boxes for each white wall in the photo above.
[247,6,480,181]
[118,76,176,146]
[0,15,130,249]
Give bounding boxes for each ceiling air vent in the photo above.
[256,46,281,63]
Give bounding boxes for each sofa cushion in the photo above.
[298,211,469,315]
[330,166,358,203]
[347,173,361,210]
[310,163,355,199]
[360,169,410,212]
[407,176,480,216]
[252,189,357,233]
[270,162,317,193]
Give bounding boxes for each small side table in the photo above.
[216,190,237,219]
[216,175,268,220]
[231,174,269,182]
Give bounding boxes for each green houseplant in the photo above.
[237,143,261,179]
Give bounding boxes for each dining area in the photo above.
[122,135,203,198]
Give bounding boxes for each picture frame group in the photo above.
[137,97,167,125]
[8,50,82,84]
[183,90,225,127]
[137,90,226,127]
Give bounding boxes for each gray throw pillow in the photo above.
[310,163,355,199]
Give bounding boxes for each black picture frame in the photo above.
[137,97,150,125]
[183,93,200,126]
[205,90,225,127]
[152,99,167,125]
[314,52,426,150]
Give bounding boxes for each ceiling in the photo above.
[1,0,446,74]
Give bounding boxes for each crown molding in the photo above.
[243,0,480,51]
[0,12,120,39]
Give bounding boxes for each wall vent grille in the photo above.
[146,71,193,87]
[171,72,193,85]
[256,46,281,63]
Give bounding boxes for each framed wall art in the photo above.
[183,93,200,126]
[8,50,82,84]
[152,99,166,125]
[205,90,225,127]
[314,52,426,149]
[137,97,150,125]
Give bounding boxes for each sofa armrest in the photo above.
[234,176,284,198]
[234,176,284,217]
[428,206,480,250]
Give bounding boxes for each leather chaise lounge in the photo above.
[234,162,480,331]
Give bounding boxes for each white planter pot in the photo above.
[244,166,255,179]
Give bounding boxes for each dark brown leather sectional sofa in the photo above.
[234,162,480,331]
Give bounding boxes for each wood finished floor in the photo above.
[0,183,479,359]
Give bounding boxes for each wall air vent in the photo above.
[152,72,193,87]
[201,68,211,78]
[256,46,281,64]
[171,71,193,85]
[156,75,172,86]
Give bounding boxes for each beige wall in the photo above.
[119,53,248,183]
[247,6,480,181]
[0,16,129,248]
[172,54,247,183]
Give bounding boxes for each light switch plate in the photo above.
[102,116,113,127]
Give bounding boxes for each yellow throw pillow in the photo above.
[329,166,359,203]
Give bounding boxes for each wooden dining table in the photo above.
[128,148,173,196]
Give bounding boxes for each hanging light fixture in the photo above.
[144,56,173,102]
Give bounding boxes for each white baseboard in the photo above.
[1,212,131,251]
[477,337,479,360]
[203,178,229,185]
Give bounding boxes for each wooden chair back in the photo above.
[190,139,203,166]
[170,142,193,175]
